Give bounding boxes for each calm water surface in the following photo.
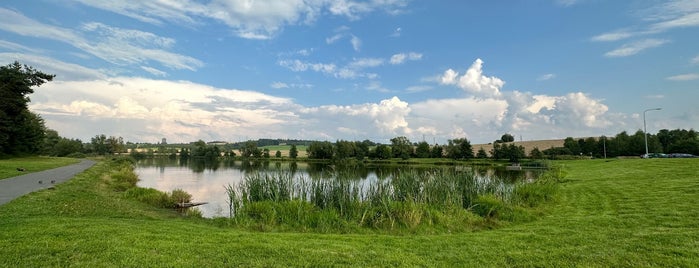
[135,158,540,218]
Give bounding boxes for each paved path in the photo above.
[0,159,96,205]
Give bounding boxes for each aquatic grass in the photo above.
[224,167,555,231]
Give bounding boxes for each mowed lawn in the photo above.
[0,158,697,266]
[0,157,80,180]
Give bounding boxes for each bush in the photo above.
[472,194,507,218]
[66,152,86,158]
[169,188,192,204]
[125,187,170,208]
[109,167,139,191]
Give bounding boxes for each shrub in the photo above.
[169,188,192,204]
[125,187,170,208]
[109,167,139,191]
[472,194,507,218]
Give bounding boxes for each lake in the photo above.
[135,158,541,218]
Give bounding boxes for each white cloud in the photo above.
[74,0,408,40]
[692,55,699,64]
[649,12,699,32]
[270,82,289,89]
[439,58,504,96]
[591,31,635,42]
[390,27,402,37]
[349,58,384,68]
[604,39,669,57]
[350,35,362,51]
[31,77,298,142]
[279,57,388,80]
[0,52,106,81]
[537,73,556,81]
[390,52,422,64]
[0,9,203,71]
[23,56,645,145]
[666,73,699,81]
[270,82,313,89]
[555,0,581,7]
[326,33,344,44]
[141,66,168,77]
[0,40,43,53]
[303,96,412,136]
[405,85,433,93]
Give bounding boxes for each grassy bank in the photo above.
[0,157,80,180]
[0,158,698,266]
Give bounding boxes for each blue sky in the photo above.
[1,0,697,144]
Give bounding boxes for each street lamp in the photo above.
[643,108,661,157]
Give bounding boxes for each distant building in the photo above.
[161,138,167,145]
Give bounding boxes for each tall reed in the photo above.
[225,167,555,231]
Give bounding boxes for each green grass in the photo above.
[0,156,80,180]
[260,145,307,152]
[1,158,698,266]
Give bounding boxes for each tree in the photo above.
[334,140,356,159]
[239,141,260,158]
[430,144,443,158]
[529,147,544,159]
[307,141,334,159]
[289,144,298,159]
[390,136,412,160]
[90,134,108,155]
[414,141,431,158]
[446,138,473,159]
[0,62,55,155]
[373,144,392,160]
[476,147,488,159]
[275,150,282,158]
[563,137,580,155]
[501,133,515,143]
[354,140,371,160]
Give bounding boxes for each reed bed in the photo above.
[224,168,556,231]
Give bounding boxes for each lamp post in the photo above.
[643,108,661,157]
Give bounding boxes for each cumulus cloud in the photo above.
[439,58,504,96]
[302,96,412,137]
[24,57,632,145]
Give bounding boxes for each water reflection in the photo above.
[135,159,542,218]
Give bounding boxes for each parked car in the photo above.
[641,153,667,158]
[667,153,696,158]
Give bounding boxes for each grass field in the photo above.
[0,158,698,266]
[0,157,80,180]
[260,145,308,158]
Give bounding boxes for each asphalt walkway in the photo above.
[0,159,96,205]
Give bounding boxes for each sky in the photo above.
[1,0,698,145]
